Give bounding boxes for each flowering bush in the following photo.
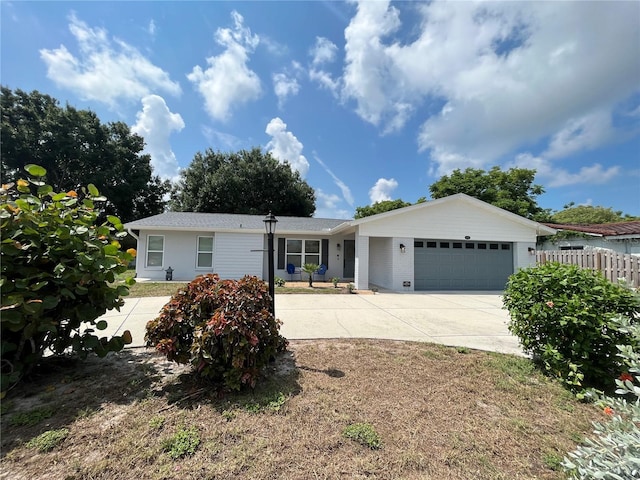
[1,165,135,394]
[503,262,639,390]
[562,315,640,479]
[145,274,288,391]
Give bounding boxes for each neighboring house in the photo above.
[125,193,556,292]
[539,221,640,256]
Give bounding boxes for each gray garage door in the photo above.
[414,239,513,290]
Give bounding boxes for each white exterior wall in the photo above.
[215,232,264,279]
[273,234,342,281]
[369,237,393,288]
[135,230,263,281]
[354,233,369,290]
[358,200,535,242]
[539,237,640,255]
[392,237,415,291]
[515,242,537,271]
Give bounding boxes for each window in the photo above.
[286,239,321,267]
[197,236,213,268]
[146,235,164,267]
[501,244,510,250]
[453,242,462,249]
[490,243,499,250]
[440,242,450,248]
[560,246,584,251]
[465,243,475,249]
[478,243,487,249]
[414,241,424,248]
[426,241,437,248]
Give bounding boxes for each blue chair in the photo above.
[287,263,301,281]
[314,264,327,282]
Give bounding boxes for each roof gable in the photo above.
[351,194,556,235]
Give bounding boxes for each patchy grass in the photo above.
[122,280,365,298]
[1,340,601,479]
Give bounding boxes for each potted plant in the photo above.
[331,277,340,288]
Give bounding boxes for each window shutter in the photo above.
[277,238,285,269]
[322,239,329,267]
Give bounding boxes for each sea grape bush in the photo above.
[503,262,639,390]
[1,165,135,394]
[145,274,288,391]
[562,316,640,479]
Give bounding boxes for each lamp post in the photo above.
[263,212,278,317]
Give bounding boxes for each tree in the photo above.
[170,148,316,217]
[1,87,169,223]
[1,165,135,393]
[551,204,638,224]
[354,199,412,219]
[429,166,548,220]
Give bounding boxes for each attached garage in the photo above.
[414,239,514,290]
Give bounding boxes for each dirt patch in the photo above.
[1,340,600,479]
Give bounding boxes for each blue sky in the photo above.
[2,1,639,219]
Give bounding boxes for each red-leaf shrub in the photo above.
[145,274,288,390]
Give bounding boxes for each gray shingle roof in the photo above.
[125,212,349,233]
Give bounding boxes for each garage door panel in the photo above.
[414,239,513,291]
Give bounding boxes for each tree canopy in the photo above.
[170,148,316,217]
[354,199,420,219]
[1,87,169,223]
[551,204,638,224]
[428,166,547,220]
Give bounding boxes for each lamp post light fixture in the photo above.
[263,212,278,317]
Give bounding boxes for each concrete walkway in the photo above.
[99,293,523,356]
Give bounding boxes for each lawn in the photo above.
[1,339,600,479]
[118,274,365,298]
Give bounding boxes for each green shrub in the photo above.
[145,274,288,391]
[274,276,286,287]
[26,428,69,452]
[562,316,640,479]
[1,165,135,394]
[343,422,382,449]
[503,262,639,389]
[162,426,200,459]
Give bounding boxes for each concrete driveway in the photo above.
[99,292,523,356]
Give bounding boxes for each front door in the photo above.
[343,240,355,279]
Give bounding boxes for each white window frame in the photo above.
[286,239,321,268]
[196,236,214,269]
[146,235,164,268]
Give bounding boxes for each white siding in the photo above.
[354,233,369,290]
[358,199,535,242]
[392,237,414,291]
[369,238,393,288]
[135,230,263,281]
[515,242,537,271]
[215,232,264,279]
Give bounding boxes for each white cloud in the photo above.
[201,126,243,151]
[314,189,351,219]
[339,1,638,177]
[39,13,180,107]
[310,37,338,66]
[511,153,620,188]
[148,19,156,37]
[265,117,310,176]
[187,11,261,122]
[131,95,185,179]
[543,111,614,160]
[369,178,398,204]
[313,153,354,206]
[273,72,300,108]
[308,37,341,97]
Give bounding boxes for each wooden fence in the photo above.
[536,250,640,288]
